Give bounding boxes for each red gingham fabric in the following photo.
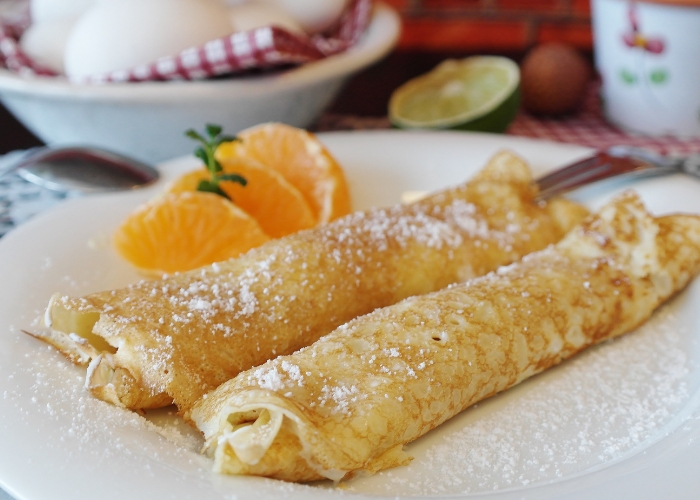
[507,82,700,157]
[316,82,700,157]
[0,1,55,76]
[0,0,373,82]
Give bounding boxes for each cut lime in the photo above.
[388,56,521,133]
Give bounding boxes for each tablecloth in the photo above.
[317,83,700,157]
[508,83,700,157]
[0,169,69,238]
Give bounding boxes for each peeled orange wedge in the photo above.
[216,123,351,224]
[113,191,269,276]
[167,157,316,239]
[114,123,353,275]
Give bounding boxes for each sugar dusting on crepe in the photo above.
[3,285,699,496]
[344,302,694,496]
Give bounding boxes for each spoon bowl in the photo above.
[10,146,160,193]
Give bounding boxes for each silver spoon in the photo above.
[0,146,160,193]
[1,144,697,197]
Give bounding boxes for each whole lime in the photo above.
[520,43,591,116]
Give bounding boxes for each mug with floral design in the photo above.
[592,0,700,137]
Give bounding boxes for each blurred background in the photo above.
[328,0,592,116]
[0,0,594,153]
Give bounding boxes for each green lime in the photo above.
[388,56,521,133]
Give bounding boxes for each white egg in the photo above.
[30,0,96,24]
[64,0,234,79]
[229,3,304,35]
[20,17,78,73]
[252,0,351,35]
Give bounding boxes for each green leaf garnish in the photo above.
[196,179,229,198]
[185,124,246,200]
[218,173,247,185]
[206,124,223,137]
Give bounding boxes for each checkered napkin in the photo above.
[0,0,54,77]
[0,0,373,82]
[0,150,72,238]
[508,82,700,157]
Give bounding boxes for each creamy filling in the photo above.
[223,409,283,465]
[212,404,348,481]
[45,294,116,354]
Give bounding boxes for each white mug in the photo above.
[592,0,700,137]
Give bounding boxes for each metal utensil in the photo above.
[536,146,700,200]
[0,146,160,193]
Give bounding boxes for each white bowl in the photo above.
[0,3,400,163]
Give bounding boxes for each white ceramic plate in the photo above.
[1,131,700,500]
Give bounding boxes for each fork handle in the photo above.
[535,147,680,200]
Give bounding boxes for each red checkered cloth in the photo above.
[0,0,373,82]
[507,82,700,157]
[316,81,700,157]
[0,0,54,76]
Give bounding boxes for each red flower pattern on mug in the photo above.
[622,2,665,54]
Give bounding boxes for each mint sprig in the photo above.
[184,124,246,200]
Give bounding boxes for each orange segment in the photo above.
[166,169,210,193]
[113,191,269,276]
[166,157,316,239]
[216,123,352,223]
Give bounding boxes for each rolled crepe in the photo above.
[29,151,587,413]
[190,192,700,482]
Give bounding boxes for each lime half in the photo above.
[389,56,520,133]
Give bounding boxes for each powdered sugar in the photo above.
[6,250,700,500]
[2,343,209,476]
[321,384,361,416]
[344,303,696,496]
[324,205,466,253]
[250,360,305,391]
